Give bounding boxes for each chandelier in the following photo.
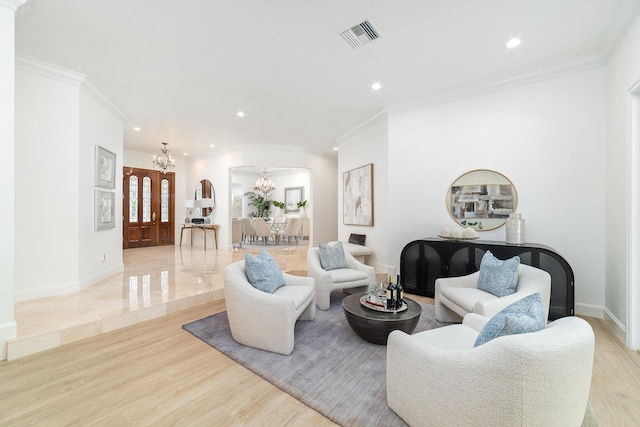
[152,142,175,174]
[255,170,275,195]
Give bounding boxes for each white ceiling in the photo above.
[14,0,640,158]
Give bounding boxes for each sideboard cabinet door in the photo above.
[400,241,442,296]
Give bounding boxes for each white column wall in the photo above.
[0,0,27,360]
[14,61,81,300]
[387,68,606,314]
[604,13,640,345]
[78,88,125,288]
[337,116,390,273]
[14,57,125,302]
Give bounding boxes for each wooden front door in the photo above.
[123,167,175,249]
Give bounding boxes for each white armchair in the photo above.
[435,263,551,322]
[307,243,376,310]
[223,260,315,355]
[387,313,595,427]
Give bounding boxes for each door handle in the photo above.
[152,212,156,223]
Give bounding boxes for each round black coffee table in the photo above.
[342,293,422,345]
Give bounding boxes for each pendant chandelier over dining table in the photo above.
[255,170,276,194]
[152,142,175,174]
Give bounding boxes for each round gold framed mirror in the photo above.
[446,169,517,231]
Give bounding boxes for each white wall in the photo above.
[14,57,125,302]
[0,0,27,360]
[604,13,640,345]
[338,115,390,272]
[340,68,607,314]
[78,87,124,288]
[14,61,81,300]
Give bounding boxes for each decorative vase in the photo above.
[506,213,525,245]
[299,207,306,218]
[274,207,282,218]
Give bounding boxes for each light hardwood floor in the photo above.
[2,245,639,425]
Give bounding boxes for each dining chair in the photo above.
[276,217,300,245]
[253,217,276,245]
[241,218,257,244]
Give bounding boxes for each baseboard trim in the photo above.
[14,264,125,302]
[603,307,627,345]
[78,263,125,291]
[575,303,604,318]
[14,280,80,303]
[0,321,17,360]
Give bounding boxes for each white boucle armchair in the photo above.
[307,244,376,310]
[435,263,551,322]
[223,260,315,355]
[387,313,595,427]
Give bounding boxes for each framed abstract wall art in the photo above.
[343,163,374,226]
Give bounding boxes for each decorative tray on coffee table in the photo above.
[359,295,408,313]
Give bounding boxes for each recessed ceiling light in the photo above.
[506,38,521,49]
[210,144,215,148]
[237,111,245,118]
[133,127,141,131]
[183,152,188,156]
[333,147,339,151]
[371,82,382,91]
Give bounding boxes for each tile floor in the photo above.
[9,243,311,360]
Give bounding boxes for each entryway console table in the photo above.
[400,238,574,320]
[180,223,219,250]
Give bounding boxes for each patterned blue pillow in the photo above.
[244,249,285,293]
[318,241,348,270]
[474,293,546,347]
[477,251,520,297]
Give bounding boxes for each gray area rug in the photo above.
[182,291,447,426]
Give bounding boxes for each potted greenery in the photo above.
[273,200,285,218]
[244,189,272,219]
[297,200,308,218]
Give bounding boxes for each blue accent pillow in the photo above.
[474,293,546,347]
[244,249,285,293]
[477,251,520,297]
[318,241,348,270]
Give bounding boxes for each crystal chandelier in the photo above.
[255,170,275,195]
[152,142,175,174]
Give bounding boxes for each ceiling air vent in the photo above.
[340,20,380,49]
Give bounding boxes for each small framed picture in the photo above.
[285,186,304,213]
[95,145,116,189]
[95,190,115,231]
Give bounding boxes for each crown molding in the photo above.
[597,0,640,61]
[338,54,604,143]
[16,53,86,86]
[211,143,337,162]
[16,54,127,122]
[0,0,27,12]
[80,78,128,122]
[335,110,388,144]
[384,53,605,117]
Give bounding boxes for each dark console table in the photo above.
[400,238,574,320]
